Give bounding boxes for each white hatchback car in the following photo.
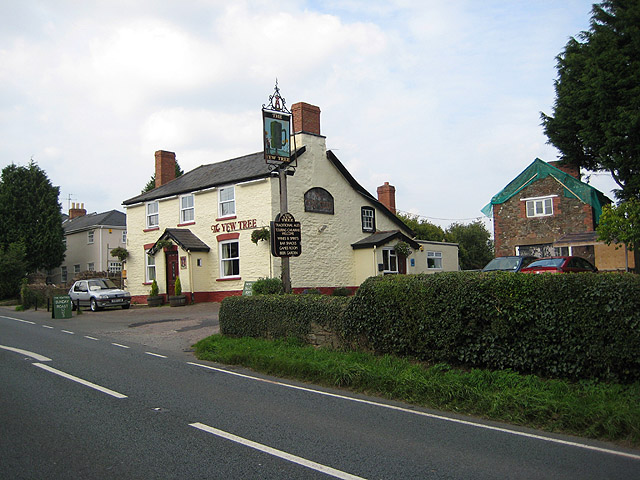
[68,278,131,311]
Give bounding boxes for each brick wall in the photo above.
[494,176,595,257]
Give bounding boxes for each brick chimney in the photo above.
[292,102,321,135]
[69,202,86,219]
[155,150,176,188]
[549,161,580,180]
[377,182,396,214]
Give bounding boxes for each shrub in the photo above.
[331,287,352,296]
[301,288,322,295]
[252,277,283,295]
[342,272,640,383]
[0,242,27,299]
[149,279,159,297]
[174,276,182,296]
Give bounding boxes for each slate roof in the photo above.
[351,231,419,250]
[148,228,211,254]
[553,231,600,246]
[63,210,126,234]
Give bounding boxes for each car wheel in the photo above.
[90,298,99,312]
[122,304,130,310]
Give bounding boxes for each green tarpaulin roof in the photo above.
[481,158,611,222]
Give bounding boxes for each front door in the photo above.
[398,254,407,274]
[165,251,178,296]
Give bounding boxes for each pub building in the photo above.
[122,102,458,304]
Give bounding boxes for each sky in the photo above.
[0,0,617,231]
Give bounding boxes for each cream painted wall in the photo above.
[62,226,126,278]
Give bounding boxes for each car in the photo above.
[482,256,538,272]
[68,278,131,311]
[520,256,597,274]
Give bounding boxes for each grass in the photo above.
[194,334,640,447]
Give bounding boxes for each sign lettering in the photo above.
[211,218,257,234]
[271,212,302,257]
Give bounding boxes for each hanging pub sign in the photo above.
[271,212,301,257]
[263,109,291,165]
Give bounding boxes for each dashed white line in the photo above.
[84,335,99,341]
[61,330,75,335]
[42,325,54,329]
[111,343,130,349]
[33,363,127,399]
[190,422,365,480]
[145,352,167,358]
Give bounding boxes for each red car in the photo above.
[520,256,597,274]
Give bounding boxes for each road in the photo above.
[2,305,639,479]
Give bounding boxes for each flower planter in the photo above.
[169,294,187,307]
[147,295,163,307]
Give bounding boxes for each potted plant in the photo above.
[169,276,187,307]
[251,227,270,244]
[147,279,163,307]
[395,241,412,258]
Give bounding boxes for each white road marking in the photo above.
[111,343,130,349]
[0,345,52,362]
[190,422,366,480]
[42,325,54,329]
[1,316,35,325]
[61,330,75,335]
[33,363,127,399]
[84,336,99,341]
[188,362,640,461]
[145,352,167,358]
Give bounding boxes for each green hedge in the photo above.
[220,294,352,341]
[341,272,640,383]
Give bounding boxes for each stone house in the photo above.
[121,102,459,304]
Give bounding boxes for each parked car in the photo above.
[482,256,538,272]
[68,278,131,311]
[520,256,597,274]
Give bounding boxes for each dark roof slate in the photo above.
[149,228,210,254]
[351,231,420,250]
[63,210,126,234]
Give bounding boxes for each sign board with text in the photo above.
[52,295,73,319]
[270,212,301,257]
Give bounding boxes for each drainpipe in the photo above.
[373,245,377,277]
[188,251,195,303]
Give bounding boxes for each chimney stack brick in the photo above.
[69,202,86,219]
[377,182,396,214]
[155,150,177,188]
[549,161,580,180]
[292,102,321,136]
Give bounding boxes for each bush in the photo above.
[301,288,322,295]
[0,242,27,299]
[252,277,283,295]
[150,279,159,297]
[174,276,182,296]
[220,294,352,342]
[331,287,352,296]
[342,272,640,383]
[19,281,67,309]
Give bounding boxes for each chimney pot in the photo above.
[155,150,177,188]
[69,202,87,219]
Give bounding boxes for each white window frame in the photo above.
[61,266,67,283]
[382,247,398,274]
[180,194,195,223]
[146,254,156,282]
[427,251,443,269]
[218,186,236,218]
[523,195,555,217]
[219,240,240,278]
[87,262,95,272]
[122,231,127,243]
[361,207,375,232]
[74,264,80,274]
[87,230,94,244]
[146,201,159,228]
[108,261,122,274]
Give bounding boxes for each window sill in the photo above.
[217,276,241,282]
[144,227,160,232]
[216,215,237,221]
[177,222,196,227]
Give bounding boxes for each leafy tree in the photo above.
[445,221,494,270]
[141,161,185,194]
[541,0,640,200]
[597,199,640,271]
[0,162,65,273]
[397,213,445,241]
[0,242,27,299]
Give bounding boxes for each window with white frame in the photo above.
[218,187,235,218]
[146,201,159,228]
[180,194,195,223]
[108,261,122,274]
[63,237,67,249]
[74,264,80,274]
[87,262,95,271]
[122,231,127,243]
[382,248,398,273]
[427,251,442,269]
[146,254,156,282]
[61,266,67,283]
[361,207,375,232]
[525,196,554,217]
[220,240,240,277]
[87,230,94,244]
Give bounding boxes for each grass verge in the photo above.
[194,334,640,447]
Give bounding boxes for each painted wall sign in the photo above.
[211,218,258,234]
[263,110,291,164]
[304,187,334,214]
[271,212,301,257]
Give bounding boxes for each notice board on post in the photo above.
[270,212,301,258]
[52,295,73,319]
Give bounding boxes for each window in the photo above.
[146,201,159,228]
[122,231,127,243]
[180,194,195,223]
[146,254,156,282]
[526,197,553,217]
[382,248,398,273]
[219,187,235,218]
[63,237,67,249]
[87,230,94,244]
[74,264,80,274]
[427,251,442,269]
[304,188,334,214]
[61,266,67,283]
[87,262,95,272]
[108,261,122,274]
[220,240,240,277]
[361,207,375,232]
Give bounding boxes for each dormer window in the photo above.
[523,195,555,217]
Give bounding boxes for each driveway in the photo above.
[0,302,220,358]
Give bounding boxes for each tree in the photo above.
[0,242,27,299]
[445,221,494,270]
[397,213,445,241]
[541,0,640,200]
[0,162,65,273]
[597,198,640,271]
[141,161,185,194]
